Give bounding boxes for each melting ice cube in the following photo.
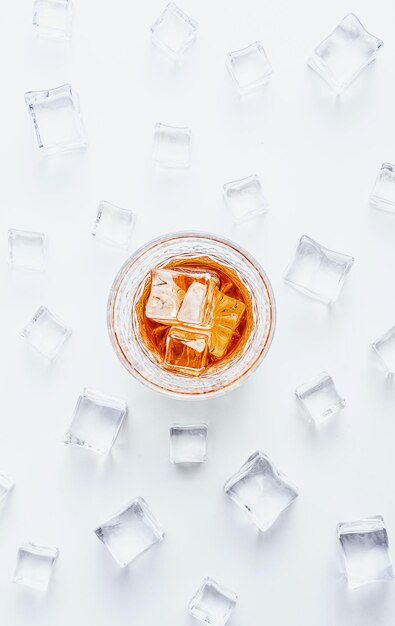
[164,326,209,375]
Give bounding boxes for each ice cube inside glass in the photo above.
[223,174,267,221]
[370,163,395,212]
[8,229,46,271]
[64,388,127,455]
[170,424,207,464]
[12,543,58,591]
[94,497,164,568]
[92,201,136,249]
[153,123,191,168]
[308,13,383,95]
[0,471,14,503]
[150,2,198,59]
[295,372,345,423]
[33,0,73,40]
[227,42,273,94]
[22,306,71,360]
[337,516,394,588]
[25,84,87,154]
[189,577,237,626]
[284,235,354,304]
[224,451,298,532]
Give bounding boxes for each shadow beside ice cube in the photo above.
[170,424,207,464]
[33,0,73,41]
[337,516,394,588]
[21,305,71,360]
[64,388,127,456]
[24,84,87,154]
[284,235,354,304]
[94,497,164,568]
[224,451,298,532]
[189,577,237,626]
[227,41,273,95]
[307,13,383,95]
[12,543,59,591]
[295,372,345,424]
[370,163,395,213]
[8,229,46,271]
[150,2,198,61]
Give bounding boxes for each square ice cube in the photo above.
[295,372,345,423]
[164,326,210,375]
[22,306,71,360]
[146,268,186,323]
[337,516,394,588]
[170,424,207,464]
[12,543,58,591]
[150,2,198,60]
[8,229,46,271]
[94,497,164,568]
[308,13,383,95]
[223,174,268,221]
[92,201,136,249]
[0,471,14,503]
[227,42,273,94]
[189,577,237,626]
[372,326,395,375]
[25,84,87,154]
[224,451,298,532]
[370,163,395,212]
[284,235,354,304]
[64,388,127,455]
[33,0,73,40]
[153,123,191,168]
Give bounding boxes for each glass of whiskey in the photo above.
[107,232,276,399]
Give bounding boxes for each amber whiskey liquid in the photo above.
[136,256,253,376]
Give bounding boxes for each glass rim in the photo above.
[107,230,277,399]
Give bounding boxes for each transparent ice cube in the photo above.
[223,174,268,221]
[25,84,87,154]
[227,42,273,94]
[64,388,127,455]
[21,306,71,360]
[370,163,395,212]
[284,235,354,304]
[337,516,394,588]
[170,424,207,464]
[12,543,58,590]
[372,326,395,375]
[8,229,46,271]
[189,577,237,626]
[150,2,198,60]
[164,326,210,375]
[33,0,73,40]
[153,123,191,168]
[92,201,136,249]
[177,273,217,327]
[94,497,164,568]
[308,13,383,95]
[295,372,345,423]
[145,268,186,323]
[224,451,298,532]
[0,471,14,504]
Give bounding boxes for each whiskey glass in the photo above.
[107,232,276,399]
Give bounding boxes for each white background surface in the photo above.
[1,0,395,624]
